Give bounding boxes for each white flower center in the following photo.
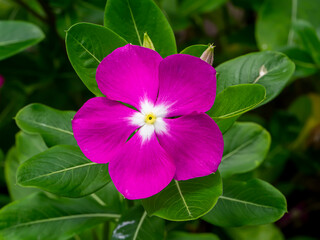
[129,100,168,141]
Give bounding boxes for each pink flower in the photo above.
[72,44,223,200]
[0,75,4,88]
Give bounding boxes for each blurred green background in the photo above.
[0,0,319,239]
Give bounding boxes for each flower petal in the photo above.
[157,54,216,117]
[157,113,223,180]
[72,97,138,164]
[96,44,162,109]
[109,134,175,199]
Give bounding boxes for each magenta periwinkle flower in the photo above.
[72,44,224,200]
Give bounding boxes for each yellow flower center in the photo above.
[145,113,156,124]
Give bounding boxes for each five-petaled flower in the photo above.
[72,44,224,200]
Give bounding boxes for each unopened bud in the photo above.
[143,32,155,51]
[200,44,215,65]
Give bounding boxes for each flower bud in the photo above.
[200,44,215,65]
[142,32,155,51]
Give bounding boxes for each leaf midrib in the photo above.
[20,162,97,183]
[219,195,281,210]
[3,213,121,230]
[19,119,73,136]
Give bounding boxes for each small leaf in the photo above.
[219,122,271,178]
[0,21,44,60]
[104,0,176,57]
[142,172,222,221]
[112,205,165,240]
[0,192,120,240]
[17,145,110,198]
[66,23,127,96]
[15,103,76,146]
[216,51,295,103]
[203,179,287,227]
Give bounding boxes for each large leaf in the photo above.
[4,147,40,201]
[219,122,271,178]
[180,44,208,57]
[104,0,176,57]
[208,84,266,119]
[15,103,76,146]
[17,145,110,198]
[0,21,44,60]
[0,192,120,240]
[256,0,320,51]
[203,179,287,227]
[66,23,127,96]
[112,205,165,240]
[142,172,222,221]
[216,51,295,103]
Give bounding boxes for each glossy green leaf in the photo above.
[17,145,110,198]
[216,51,295,103]
[0,192,120,240]
[16,131,47,163]
[0,21,44,60]
[180,44,208,57]
[292,20,320,64]
[219,122,271,178]
[256,0,320,51]
[112,205,165,240]
[66,23,127,96]
[104,0,176,57]
[203,179,287,227]
[208,84,266,119]
[225,224,284,240]
[142,172,222,221]
[167,231,220,240]
[4,147,40,201]
[15,103,76,146]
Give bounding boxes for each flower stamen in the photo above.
[145,113,156,124]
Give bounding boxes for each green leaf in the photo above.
[104,0,176,57]
[208,84,266,119]
[216,51,295,103]
[0,192,120,240]
[180,44,208,57]
[16,131,48,163]
[225,224,284,240]
[256,0,320,51]
[292,20,320,65]
[142,172,222,221]
[219,122,271,178]
[167,231,220,240]
[4,147,40,201]
[15,103,76,146]
[17,145,110,198]
[203,179,287,227]
[66,23,127,96]
[0,21,44,60]
[112,205,165,240]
